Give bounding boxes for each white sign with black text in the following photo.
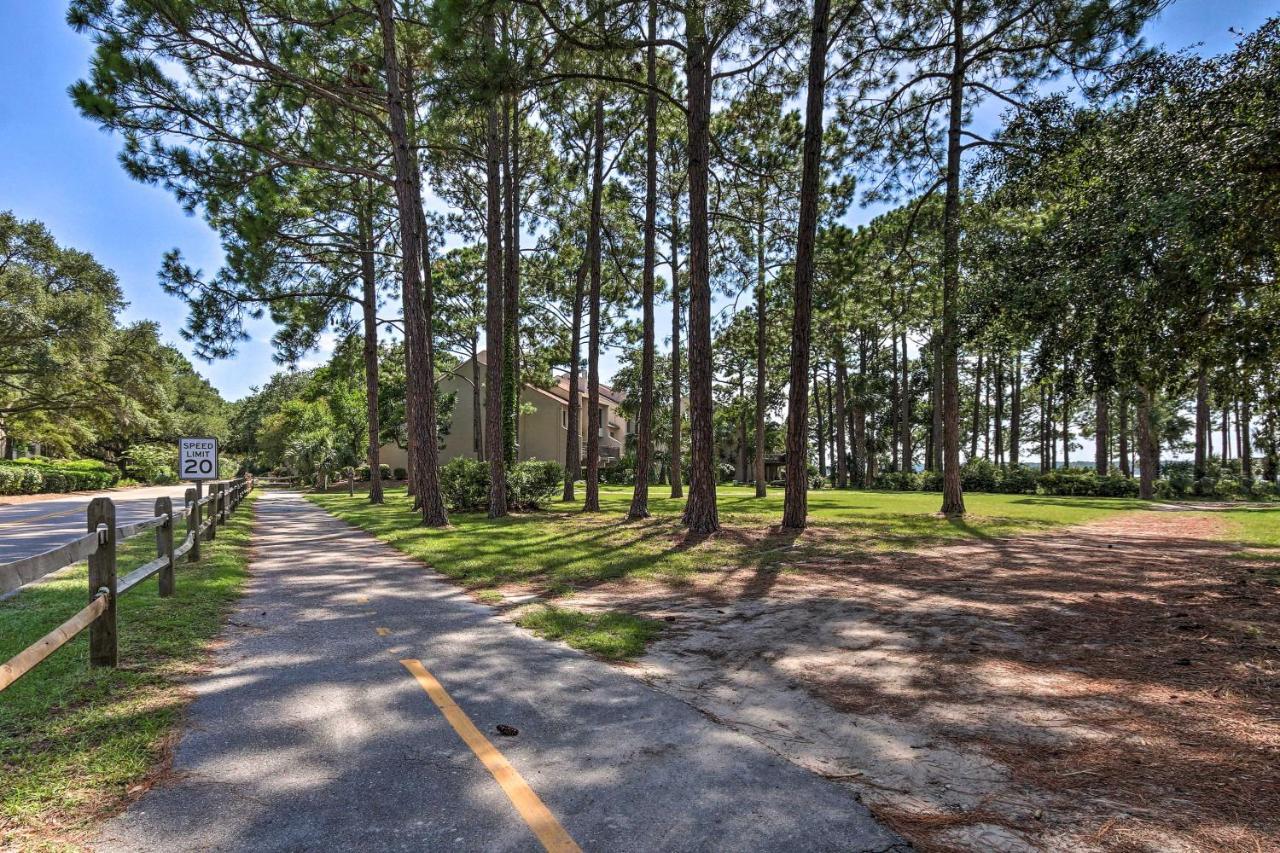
[178,437,220,481]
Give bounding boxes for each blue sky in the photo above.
[1,0,1272,402]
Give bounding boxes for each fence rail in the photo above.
[0,475,254,692]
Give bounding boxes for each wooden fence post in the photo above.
[187,486,201,563]
[156,496,175,597]
[87,497,117,668]
[207,484,219,542]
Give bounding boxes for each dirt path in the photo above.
[552,511,1279,852]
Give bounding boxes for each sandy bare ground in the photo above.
[518,511,1278,852]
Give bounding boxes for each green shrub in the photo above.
[1095,473,1139,498]
[806,463,825,490]
[0,458,121,493]
[1038,469,1098,496]
[997,464,1040,494]
[1211,476,1243,500]
[961,458,999,492]
[508,460,564,510]
[873,470,919,491]
[918,469,944,491]
[439,457,491,511]
[1247,479,1278,501]
[40,471,69,493]
[393,467,407,481]
[439,458,565,512]
[600,458,633,485]
[1037,469,1139,498]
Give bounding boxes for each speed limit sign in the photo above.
[179,437,220,481]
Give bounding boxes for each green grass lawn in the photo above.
[0,493,258,850]
[1220,505,1280,549]
[310,484,1148,595]
[1219,506,1280,587]
[515,605,664,660]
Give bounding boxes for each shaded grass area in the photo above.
[309,484,1145,594]
[0,494,258,849]
[515,605,663,660]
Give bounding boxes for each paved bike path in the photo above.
[94,491,903,852]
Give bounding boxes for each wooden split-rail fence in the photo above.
[0,476,255,692]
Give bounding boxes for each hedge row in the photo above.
[0,459,120,495]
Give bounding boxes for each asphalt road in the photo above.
[93,491,905,852]
[0,484,193,565]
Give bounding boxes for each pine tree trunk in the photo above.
[1009,352,1021,467]
[931,335,943,472]
[969,349,983,461]
[483,9,507,518]
[585,96,605,513]
[900,332,911,472]
[780,0,829,527]
[826,366,836,476]
[1136,384,1159,499]
[1062,395,1070,470]
[753,200,768,498]
[1241,394,1253,480]
[415,187,448,525]
[890,331,900,471]
[1095,382,1110,476]
[1040,383,1050,473]
[357,198,383,505]
[1235,398,1244,462]
[813,362,826,479]
[993,354,1004,467]
[737,404,748,483]
[628,0,659,520]
[982,355,991,461]
[852,334,867,488]
[563,264,585,501]
[682,1,718,532]
[1118,390,1131,478]
[1262,408,1278,482]
[1222,404,1230,463]
[501,92,521,467]
[834,341,849,488]
[1194,360,1209,483]
[375,0,446,525]
[471,336,482,457]
[669,191,684,499]
[939,6,966,514]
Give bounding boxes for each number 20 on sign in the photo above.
[179,437,219,481]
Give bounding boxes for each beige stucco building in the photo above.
[380,352,627,470]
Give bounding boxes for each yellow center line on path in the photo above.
[400,659,582,853]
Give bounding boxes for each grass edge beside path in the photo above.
[0,492,259,851]
[308,484,1149,661]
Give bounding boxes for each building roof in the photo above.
[469,352,626,409]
